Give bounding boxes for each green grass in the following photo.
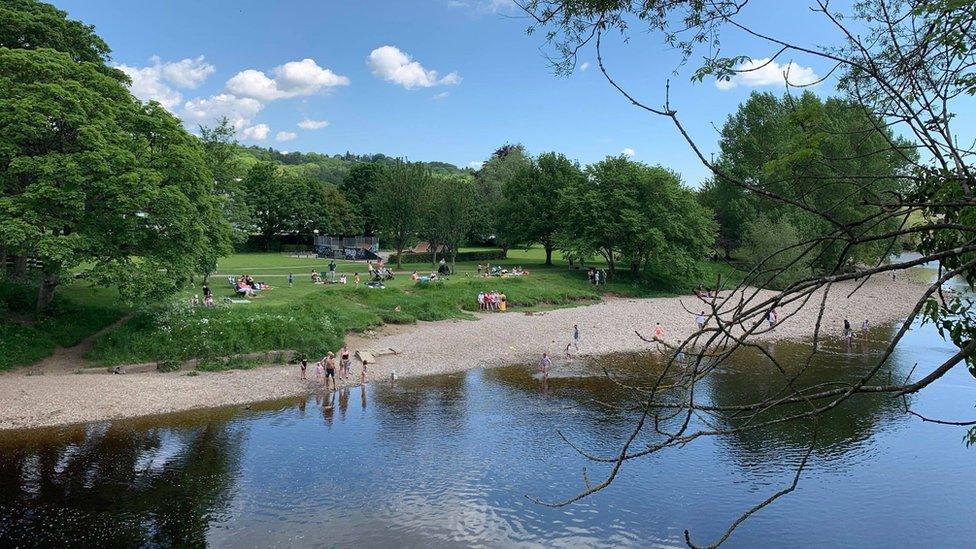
[0,281,129,371]
[3,247,719,370]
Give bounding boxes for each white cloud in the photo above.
[367,46,461,89]
[240,124,270,141]
[116,55,215,111]
[433,91,450,100]
[621,147,635,157]
[276,131,297,142]
[468,161,485,169]
[181,93,264,130]
[226,58,349,101]
[579,61,590,72]
[159,55,215,88]
[298,118,330,130]
[715,58,820,90]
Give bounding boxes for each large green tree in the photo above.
[498,152,584,265]
[370,160,430,268]
[421,176,477,269]
[709,91,915,271]
[340,162,384,235]
[472,144,532,244]
[0,46,230,310]
[557,156,716,281]
[199,117,252,244]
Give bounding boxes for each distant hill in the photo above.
[235,146,469,186]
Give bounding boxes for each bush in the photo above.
[389,249,507,264]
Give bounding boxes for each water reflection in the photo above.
[0,322,973,547]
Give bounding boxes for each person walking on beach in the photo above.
[360,358,369,385]
[300,357,308,380]
[654,322,664,339]
[696,311,706,331]
[539,352,552,380]
[572,324,580,351]
[768,308,777,329]
[339,345,351,380]
[315,359,325,382]
[324,352,337,390]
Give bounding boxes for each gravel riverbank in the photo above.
[0,277,926,432]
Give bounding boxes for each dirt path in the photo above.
[25,313,135,376]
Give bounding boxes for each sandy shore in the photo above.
[0,277,926,432]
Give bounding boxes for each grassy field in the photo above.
[3,247,746,369]
[0,282,129,371]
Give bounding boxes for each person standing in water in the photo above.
[339,345,351,380]
[539,352,552,379]
[861,319,870,340]
[324,352,337,391]
[843,319,854,346]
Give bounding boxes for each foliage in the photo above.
[0,0,123,78]
[498,152,584,265]
[370,160,430,267]
[472,144,532,243]
[420,176,478,265]
[556,156,716,282]
[389,249,508,264]
[199,117,252,245]
[242,161,359,248]
[738,214,812,290]
[340,162,384,234]
[706,92,915,271]
[0,46,230,311]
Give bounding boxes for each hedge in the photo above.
[390,249,507,264]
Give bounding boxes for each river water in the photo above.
[1,282,974,547]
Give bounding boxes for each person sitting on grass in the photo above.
[311,270,322,283]
[339,274,348,284]
[354,273,361,285]
[411,271,420,281]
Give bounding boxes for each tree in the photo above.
[371,160,429,268]
[422,176,477,269]
[301,180,361,238]
[520,0,976,543]
[498,152,584,265]
[472,143,532,244]
[709,91,914,270]
[557,156,715,281]
[199,117,251,244]
[340,162,384,234]
[0,0,122,75]
[0,46,229,311]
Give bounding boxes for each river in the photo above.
[1,311,974,547]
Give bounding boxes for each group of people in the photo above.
[366,259,394,280]
[843,318,871,345]
[299,345,366,389]
[587,267,606,285]
[190,284,215,307]
[476,264,529,278]
[694,284,720,299]
[477,290,507,311]
[310,269,358,285]
[235,274,269,297]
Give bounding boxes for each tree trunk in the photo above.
[395,241,404,269]
[36,272,59,314]
[544,244,554,266]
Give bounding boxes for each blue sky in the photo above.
[52,0,850,186]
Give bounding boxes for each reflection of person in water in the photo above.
[538,376,550,396]
[339,387,349,419]
[297,395,307,416]
[322,390,335,427]
[360,384,367,410]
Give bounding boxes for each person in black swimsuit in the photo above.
[300,357,307,380]
[324,352,337,390]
